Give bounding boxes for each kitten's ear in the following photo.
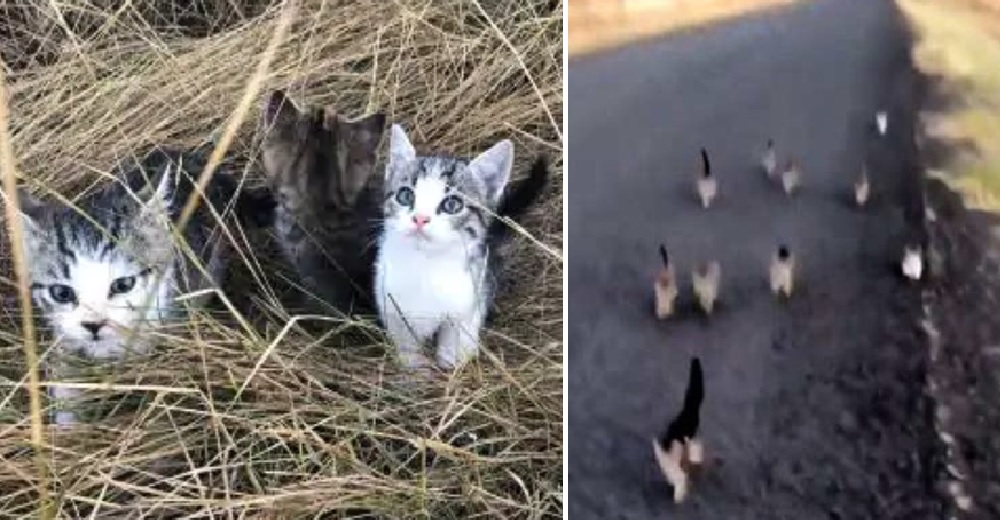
[330,110,387,204]
[468,139,514,206]
[261,89,302,130]
[12,187,45,236]
[387,124,416,181]
[138,164,174,218]
[2,187,48,253]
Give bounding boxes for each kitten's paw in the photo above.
[436,323,481,370]
[671,473,688,503]
[436,343,478,370]
[398,349,433,372]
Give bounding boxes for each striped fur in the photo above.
[375,123,544,370]
[16,147,270,423]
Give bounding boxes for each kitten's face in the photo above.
[17,173,175,357]
[382,124,513,250]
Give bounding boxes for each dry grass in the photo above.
[0,0,563,518]
[900,0,1000,210]
[568,0,796,57]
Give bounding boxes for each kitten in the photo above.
[652,356,705,504]
[761,139,777,179]
[13,147,270,424]
[695,148,716,209]
[781,159,801,195]
[375,124,548,370]
[769,244,795,298]
[258,89,387,315]
[654,243,678,319]
[875,110,888,136]
[901,243,923,280]
[691,260,720,315]
[855,163,870,207]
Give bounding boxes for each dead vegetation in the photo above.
[901,0,1000,210]
[0,0,563,517]
[568,0,796,57]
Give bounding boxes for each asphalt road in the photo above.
[567,0,948,518]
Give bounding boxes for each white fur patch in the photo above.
[375,228,487,370]
[876,110,888,136]
[49,254,169,358]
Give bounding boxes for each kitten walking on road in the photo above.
[875,110,888,136]
[691,260,721,315]
[781,159,801,195]
[769,244,796,298]
[761,139,778,179]
[855,163,870,207]
[652,357,705,504]
[695,148,717,209]
[375,124,548,371]
[901,243,923,281]
[654,243,679,319]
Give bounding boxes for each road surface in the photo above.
[567,0,948,518]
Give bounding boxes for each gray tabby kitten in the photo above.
[375,124,548,370]
[258,90,386,314]
[12,147,271,424]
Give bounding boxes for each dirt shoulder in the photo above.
[568,0,797,57]
[900,0,1000,517]
[922,177,1000,520]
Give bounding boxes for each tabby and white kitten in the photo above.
[14,148,270,424]
[652,357,705,504]
[375,124,546,370]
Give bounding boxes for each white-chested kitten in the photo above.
[11,148,270,424]
[375,124,547,371]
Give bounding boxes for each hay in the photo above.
[0,0,563,517]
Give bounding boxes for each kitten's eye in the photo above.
[48,284,76,305]
[439,195,464,215]
[109,275,137,296]
[395,186,415,206]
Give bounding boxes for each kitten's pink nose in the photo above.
[412,215,430,229]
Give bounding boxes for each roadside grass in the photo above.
[568,0,796,57]
[899,0,1000,210]
[0,0,563,517]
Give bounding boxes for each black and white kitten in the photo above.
[652,356,705,503]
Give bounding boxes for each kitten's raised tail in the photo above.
[682,357,704,415]
[700,148,711,178]
[488,156,550,240]
[659,243,670,267]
